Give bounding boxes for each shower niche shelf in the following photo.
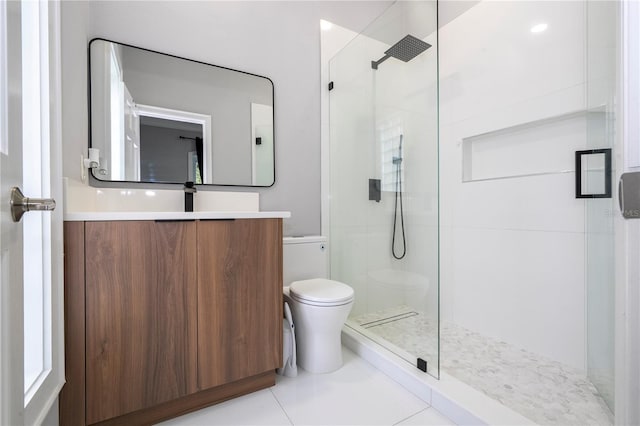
[462,108,606,183]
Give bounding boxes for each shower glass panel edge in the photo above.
[328,0,440,379]
[585,0,617,412]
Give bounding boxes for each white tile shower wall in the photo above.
[463,112,589,181]
[439,0,588,370]
[328,22,438,320]
[329,31,391,317]
[586,1,617,111]
[439,1,586,128]
[451,227,585,368]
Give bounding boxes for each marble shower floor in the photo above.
[351,306,614,426]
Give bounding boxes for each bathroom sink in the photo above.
[63,210,290,222]
[63,178,290,221]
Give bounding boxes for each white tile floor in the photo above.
[159,347,455,426]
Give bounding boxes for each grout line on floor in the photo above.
[390,407,429,426]
[268,386,295,426]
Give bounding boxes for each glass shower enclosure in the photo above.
[328,1,617,423]
[328,1,440,377]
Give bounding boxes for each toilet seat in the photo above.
[289,278,354,307]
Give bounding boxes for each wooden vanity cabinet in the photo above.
[84,220,198,424]
[61,218,283,426]
[197,219,283,389]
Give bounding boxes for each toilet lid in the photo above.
[289,279,354,305]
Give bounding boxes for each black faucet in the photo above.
[184,181,197,212]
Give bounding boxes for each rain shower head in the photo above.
[371,35,431,70]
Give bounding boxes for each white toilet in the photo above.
[283,237,354,374]
[284,279,353,373]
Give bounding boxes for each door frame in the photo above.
[615,1,640,425]
[41,0,65,422]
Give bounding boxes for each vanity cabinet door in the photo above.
[84,221,198,424]
[197,219,283,390]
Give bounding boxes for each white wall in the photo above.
[439,1,589,370]
[61,1,90,187]
[61,1,392,237]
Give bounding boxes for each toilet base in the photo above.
[298,330,344,374]
[287,297,353,374]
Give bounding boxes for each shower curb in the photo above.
[341,327,536,426]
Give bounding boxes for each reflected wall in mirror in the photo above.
[89,39,275,186]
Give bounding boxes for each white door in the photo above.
[123,84,140,181]
[0,1,26,422]
[1,1,64,424]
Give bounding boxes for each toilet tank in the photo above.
[283,236,328,286]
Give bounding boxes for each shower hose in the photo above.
[392,141,406,260]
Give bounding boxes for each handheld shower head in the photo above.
[372,35,431,70]
[392,135,403,165]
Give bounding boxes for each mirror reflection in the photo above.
[89,39,275,186]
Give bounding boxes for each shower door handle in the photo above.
[575,149,612,198]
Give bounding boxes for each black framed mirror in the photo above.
[89,38,275,187]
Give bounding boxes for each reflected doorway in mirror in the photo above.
[135,104,211,184]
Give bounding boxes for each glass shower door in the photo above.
[328,1,439,377]
[585,0,617,412]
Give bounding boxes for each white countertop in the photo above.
[64,211,291,221]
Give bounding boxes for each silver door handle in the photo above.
[10,187,56,223]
